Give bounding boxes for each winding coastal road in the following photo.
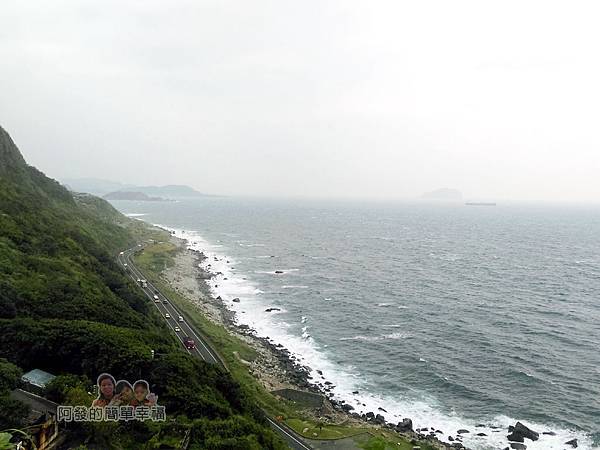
[117,245,312,450]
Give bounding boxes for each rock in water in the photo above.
[510,443,527,450]
[565,439,578,448]
[507,433,525,443]
[508,422,539,442]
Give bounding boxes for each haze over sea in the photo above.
[111,197,600,450]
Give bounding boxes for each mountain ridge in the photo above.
[63,177,205,197]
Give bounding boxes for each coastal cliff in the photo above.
[0,125,286,449]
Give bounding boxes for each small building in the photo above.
[10,389,61,450]
[21,369,56,394]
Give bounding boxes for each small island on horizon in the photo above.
[421,188,463,201]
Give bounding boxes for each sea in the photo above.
[110,197,600,450]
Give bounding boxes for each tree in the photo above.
[0,396,30,429]
[0,359,21,393]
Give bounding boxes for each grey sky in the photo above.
[1,1,599,201]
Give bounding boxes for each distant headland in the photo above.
[103,191,173,202]
[62,178,206,198]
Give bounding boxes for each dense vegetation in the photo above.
[0,358,29,430]
[0,125,284,449]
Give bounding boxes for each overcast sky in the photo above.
[1,1,599,201]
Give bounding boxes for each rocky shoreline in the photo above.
[161,236,464,449]
[161,235,579,450]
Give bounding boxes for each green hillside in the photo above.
[0,125,284,449]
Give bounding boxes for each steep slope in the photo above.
[0,126,284,449]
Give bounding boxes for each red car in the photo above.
[184,337,195,350]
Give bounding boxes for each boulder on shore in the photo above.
[565,438,578,448]
[395,418,413,432]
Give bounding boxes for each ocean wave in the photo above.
[429,252,462,262]
[282,285,309,289]
[339,332,410,342]
[149,222,595,450]
[254,269,300,274]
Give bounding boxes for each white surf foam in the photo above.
[156,224,595,450]
[339,332,410,342]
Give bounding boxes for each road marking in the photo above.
[124,249,221,366]
[119,247,312,449]
[266,418,312,450]
[119,251,191,354]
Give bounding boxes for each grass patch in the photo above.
[286,418,367,440]
[355,431,438,450]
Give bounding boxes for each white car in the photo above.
[153,294,159,300]
[165,313,171,319]
[178,316,184,322]
[174,326,181,332]
[119,251,124,255]
[123,263,127,266]
[154,298,160,303]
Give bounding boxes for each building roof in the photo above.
[22,369,56,388]
[10,389,58,424]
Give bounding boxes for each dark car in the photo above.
[183,337,195,350]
